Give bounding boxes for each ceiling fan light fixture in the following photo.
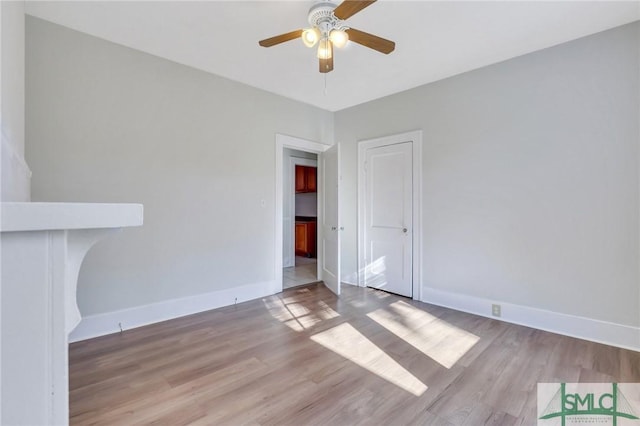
[317,38,333,59]
[329,29,349,48]
[302,28,320,48]
[258,0,395,73]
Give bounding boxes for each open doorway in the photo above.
[283,149,318,289]
[275,133,339,296]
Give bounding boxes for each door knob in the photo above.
[331,226,337,231]
[402,228,408,233]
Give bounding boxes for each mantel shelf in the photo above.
[1,202,143,232]
[1,201,143,425]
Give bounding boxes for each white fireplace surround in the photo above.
[1,202,143,425]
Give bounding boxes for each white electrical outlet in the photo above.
[492,304,501,317]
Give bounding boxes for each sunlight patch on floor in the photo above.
[367,301,480,369]
[263,297,340,332]
[310,322,428,396]
[316,301,340,320]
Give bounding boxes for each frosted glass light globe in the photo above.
[302,28,320,48]
[329,29,349,48]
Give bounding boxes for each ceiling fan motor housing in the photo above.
[308,1,343,35]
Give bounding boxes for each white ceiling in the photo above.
[25,1,640,111]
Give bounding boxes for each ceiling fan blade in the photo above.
[259,29,304,47]
[319,41,334,73]
[333,0,376,20]
[346,28,395,54]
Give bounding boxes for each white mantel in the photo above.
[1,202,143,425]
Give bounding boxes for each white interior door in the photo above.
[320,144,340,295]
[364,142,413,297]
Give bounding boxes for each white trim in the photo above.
[1,1,2,416]
[2,129,32,202]
[275,134,330,293]
[423,287,640,352]
[291,159,318,167]
[1,129,32,177]
[70,280,276,342]
[357,130,423,301]
[1,129,33,178]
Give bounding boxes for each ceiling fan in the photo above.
[258,0,395,73]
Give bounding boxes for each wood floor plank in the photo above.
[69,283,640,425]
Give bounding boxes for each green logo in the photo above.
[539,383,639,426]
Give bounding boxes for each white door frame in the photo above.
[357,130,423,301]
[275,134,330,293]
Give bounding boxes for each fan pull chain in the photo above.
[324,72,328,95]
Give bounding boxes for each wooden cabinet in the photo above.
[295,165,317,193]
[306,167,316,192]
[295,166,306,192]
[295,221,316,257]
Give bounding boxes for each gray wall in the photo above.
[295,193,317,217]
[26,17,333,316]
[25,13,640,333]
[336,22,640,327]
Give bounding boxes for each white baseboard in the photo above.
[69,280,276,343]
[422,287,640,352]
[71,282,640,351]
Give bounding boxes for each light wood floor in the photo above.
[69,283,640,425]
